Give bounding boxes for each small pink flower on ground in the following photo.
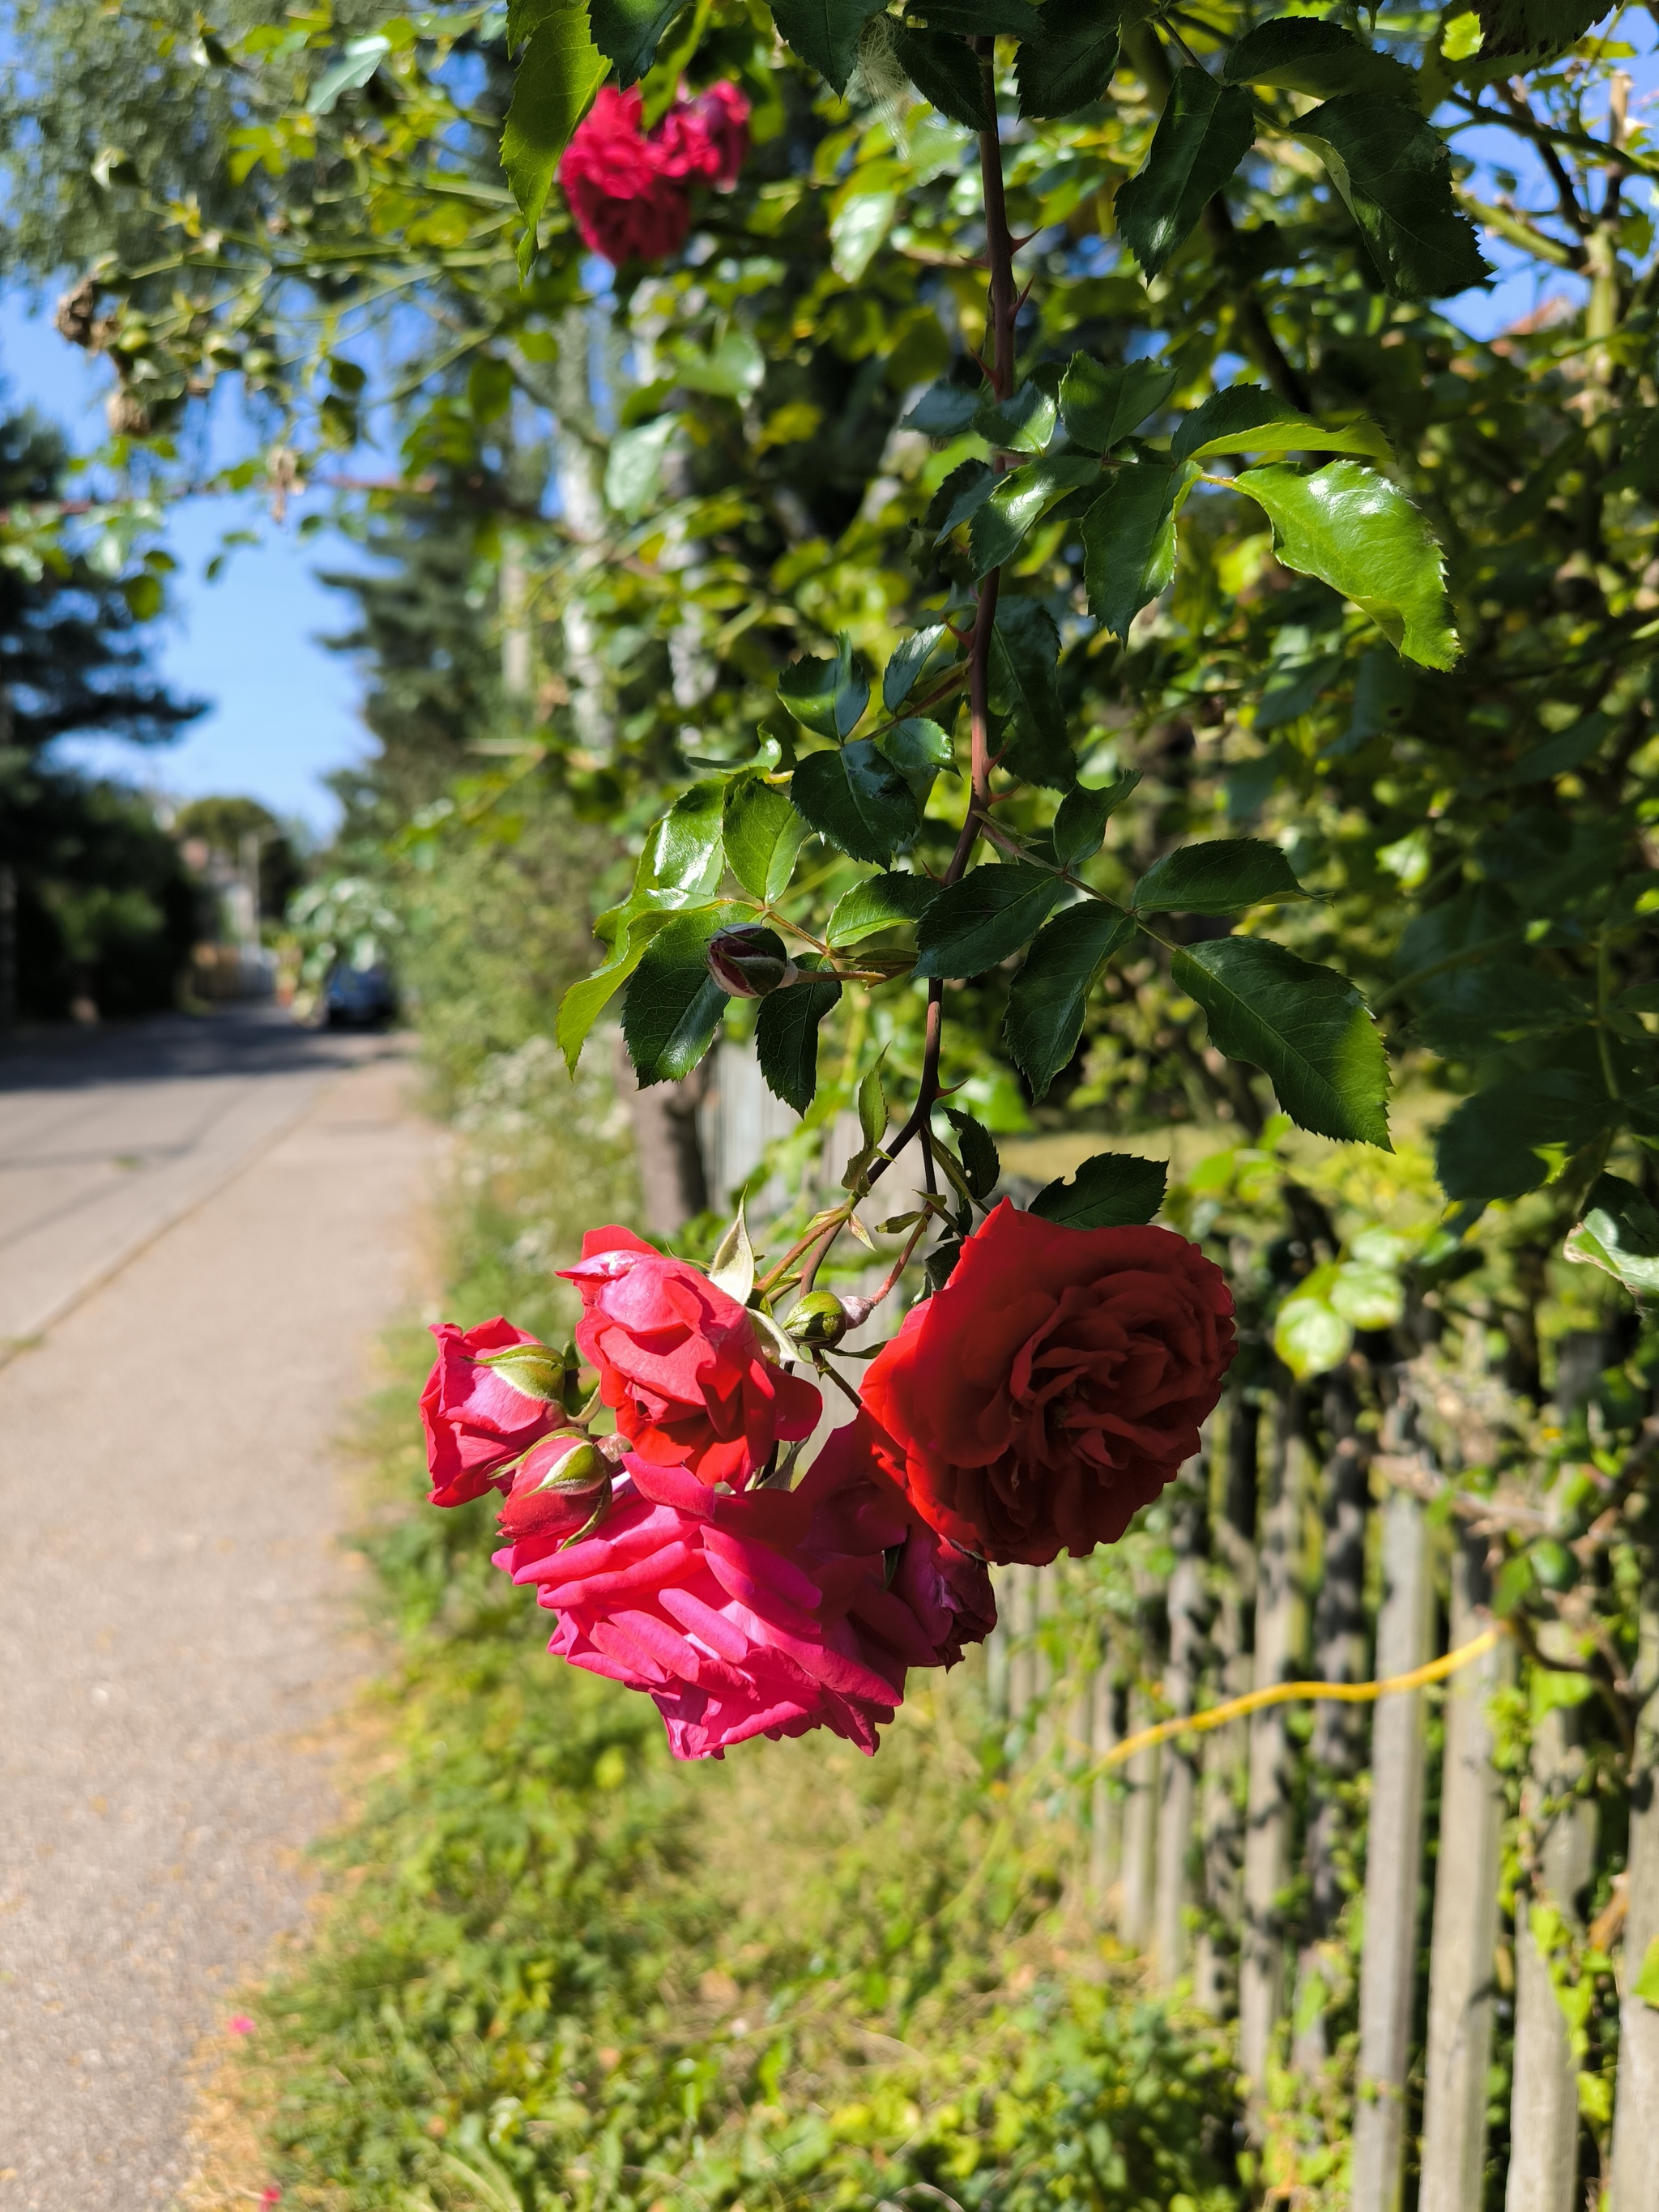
[227,2014,256,2036]
[260,2189,282,2206]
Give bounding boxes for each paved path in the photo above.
[0,1013,433,2210]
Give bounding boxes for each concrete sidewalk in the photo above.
[0,1038,433,2210]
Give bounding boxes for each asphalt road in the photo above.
[0,1010,433,2210]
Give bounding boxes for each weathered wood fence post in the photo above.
[1610,1571,1659,2210]
[1088,1649,1121,1920]
[1154,1477,1207,1985]
[1351,1485,1433,2210]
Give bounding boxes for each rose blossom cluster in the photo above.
[558,83,748,267]
[420,1206,1235,1762]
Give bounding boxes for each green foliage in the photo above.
[1030,1149,1166,1229]
[1115,66,1256,280]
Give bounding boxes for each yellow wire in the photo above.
[1092,1626,1504,1775]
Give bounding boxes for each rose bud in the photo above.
[497,1431,613,1549]
[706,926,798,999]
[783,1290,851,1349]
[476,1338,579,1407]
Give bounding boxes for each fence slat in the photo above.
[1507,1626,1597,2212]
[1120,1684,1159,1950]
[1154,1498,1205,1985]
[1008,1563,1037,1725]
[1196,1391,1259,2015]
[1352,1486,1433,2211]
[1420,1536,1511,2212]
[1239,1387,1307,2091]
[1088,1656,1121,1919]
[1610,1575,1659,2210]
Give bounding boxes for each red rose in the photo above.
[560,1226,821,1488]
[655,82,750,187]
[420,1318,567,1508]
[499,1435,953,1759]
[859,1200,1235,1566]
[558,82,748,268]
[496,1431,613,1551]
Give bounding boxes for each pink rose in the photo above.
[655,82,750,187]
[560,1226,821,1490]
[496,1431,613,1551]
[558,82,749,268]
[497,1427,987,1759]
[420,1318,567,1508]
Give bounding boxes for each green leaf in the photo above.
[987,597,1073,789]
[929,459,997,541]
[1235,462,1457,670]
[1132,837,1311,917]
[1274,1289,1354,1380]
[892,24,992,133]
[883,624,951,713]
[556,901,687,1070]
[975,381,1060,456]
[1172,936,1392,1148]
[501,4,608,269]
[914,862,1066,980]
[1223,17,1416,100]
[604,416,677,518]
[309,33,390,113]
[1328,1259,1404,1329]
[723,775,808,903]
[909,0,1043,32]
[1475,1,1610,63]
[1171,383,1392,466]
[1296,94,1490,300]
[903,382,983,438]
[769,0,886,92]
[827,870,940,947]
[857,1055,888,1148]
[1435,1072,1615,1204]
[878,718,953,797]
[791,742,918,864]
[940,1105,1001,1200]
[588,0,688,81]
[1564,1173,1659,1300]
[754,971,843,1114]
[1115,67,1256,279]
[1413,962,1586,1055]
[1030,1149,1166,1229]
[621,909,739,1085]
[1081,459,1198,641]
[645,778,727,893]
[1634,1933,1659,2010]
[1051,774,1141,869]
[969,454,1099,576]
[1016,0,1122,119]
[830,186,898,283]
[778,634,869,739]
[1004,901,1135,1096]
[1058,356,1176,454]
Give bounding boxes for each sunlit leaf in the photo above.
[1004,901,1135,1097]
[1116,68,1256,279]
[1030,1149,1166,1228]
[914,862,1065,980]
[791,742,917,864]
[1016,0,1122,119]
[1081,459,1198,641]
[1132,837,1311,916]
[755,969,843,1114]
[501,2,607,269]
[1296,94,1490,300]
[1058,356,1176,454]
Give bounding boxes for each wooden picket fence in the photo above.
[691,1046,1659,2208]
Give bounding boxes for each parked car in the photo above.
[322,959,398,1028]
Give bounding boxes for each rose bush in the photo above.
[561,1225,820,1488]
[420,1317,567,1508]
[497,1430,986,1759]
[558,82,748,268]
[860,1202,1235,1566]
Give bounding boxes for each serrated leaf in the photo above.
[941,1106,1001,1201]
[791,742,919,864]
[1004,901,1135,1096]
[501,4,608,267]
[929,458,997,541]
[778,633,869,739]
[770,0,887,92]
[707,1200,756,1302]
[621,908,739,1085]
[1051,774,1141,869]
[1116,67,1256,280]
[1223,17,1416,100]
[914,862,1065,980]
[1030,1149,1166,1228]
[754,971,843,1115]
[1081,459,1198,641]
[1413,962,1586,1055]
[987,597,1072,789]
[902,382,983,437]
[1296,93,1490,300]
[1274,1290,1354,1380]
[908,0,1043,32]
[645,778,727,894]
[827,871,941,947]
[879,718,954,797]
[1564,1174,1659,1300]
[892,23,992,131]
[1058,356,1176,454]
[857,1055,888,1148]
[883,624,951,712]
[1016,0,1122,118]
[1435,1072,1615,1204]
[1235,462,1457,670]
[969,454,1099,576]
[1172,936,1392,1148]
[556,901,689,1071]
[1172,383,1392,466]
[588,0,688,80]
[723,776,808,904]
[923,1237,964,1295]
[1133,837,1311,916]
[975,381,1059,456]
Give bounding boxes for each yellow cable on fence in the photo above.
[1094,1626,1505,1776]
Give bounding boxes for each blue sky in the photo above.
[0,292,369,839]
